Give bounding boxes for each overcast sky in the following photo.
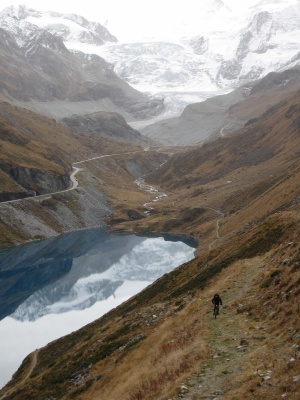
[0,0,298,41]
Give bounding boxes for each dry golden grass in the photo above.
[1,208,299,400]
[86,302,210,400]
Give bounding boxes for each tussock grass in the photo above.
[91,303,210,400]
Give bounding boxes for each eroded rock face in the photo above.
[0,192,32,202]
[11,166,70,195]
[0,164,70,201]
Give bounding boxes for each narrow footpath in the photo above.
[0,350,40,400]
[172,257,265,400]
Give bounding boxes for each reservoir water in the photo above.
[0,228,196,388]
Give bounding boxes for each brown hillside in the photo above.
[230,67,300,122]
[1,210,299,400]
[141,90,300,247]
[0,87,300,399]
[0,102,142,201]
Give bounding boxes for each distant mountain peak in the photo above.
[1,4,39,19]
[0,5,118,48]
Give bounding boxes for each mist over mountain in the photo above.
[141,66,300,145]
[0,5,118,47]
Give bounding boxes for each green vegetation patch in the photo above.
[104,323,133,342]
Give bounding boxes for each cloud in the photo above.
[0,0,298,41]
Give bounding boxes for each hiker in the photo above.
[212,293,222,306]
[212,293,222,317]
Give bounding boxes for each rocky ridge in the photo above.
[61,111,152,145]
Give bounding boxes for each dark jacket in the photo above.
[212,295,222,306]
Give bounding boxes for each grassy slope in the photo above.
[1,211,299,400]
[0,103,80,197]
[1,93,300,399]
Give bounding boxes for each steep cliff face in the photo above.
[0,165,70,201]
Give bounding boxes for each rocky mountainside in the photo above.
[0,96,166,247]
[1,59,299,399]
[141,66,300,145]
[61,111,151,145]
[0,6,163,120]
[0,103,74,201]
[1,4,118,46]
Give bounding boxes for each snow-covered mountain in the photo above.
[0,5,164,120]
[0,5,117,47]
[94,0,300,116]
[0,1,300,120]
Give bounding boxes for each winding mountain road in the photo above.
[0,150,145,205]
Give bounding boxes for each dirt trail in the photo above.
[0,349,39,400]
[173,258,264,400]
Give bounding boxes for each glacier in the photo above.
[1,1,300,118]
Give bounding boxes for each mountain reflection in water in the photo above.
[0,228,195,388]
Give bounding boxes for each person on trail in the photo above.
[212,293,222,316]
